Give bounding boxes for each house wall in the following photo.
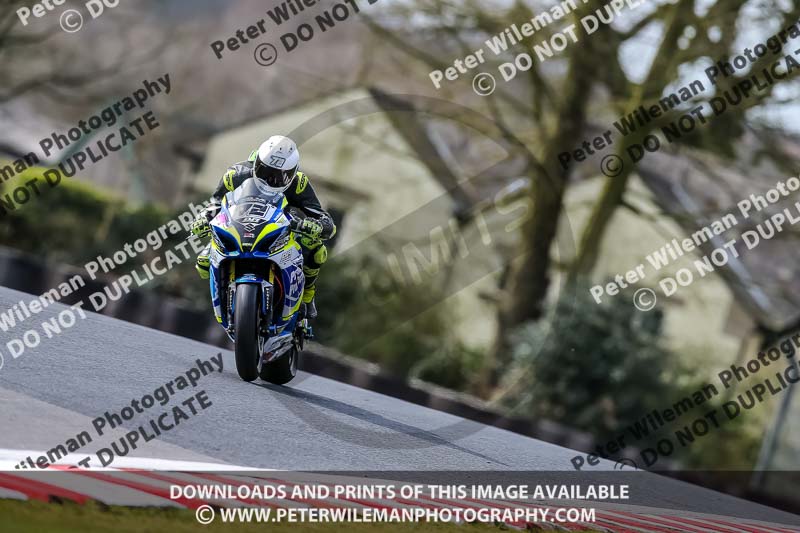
[772,366,800,466]
[434,193,530,348]
[559,174,749,376]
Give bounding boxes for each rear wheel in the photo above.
[234,284,260,382]
[259,344,299,385]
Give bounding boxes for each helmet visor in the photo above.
[254,159,297,188]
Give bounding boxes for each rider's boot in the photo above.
[304,298,317,320]
[302,266,319,320]
[196,243,211,280]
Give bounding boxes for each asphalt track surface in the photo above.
[0,287,797,525]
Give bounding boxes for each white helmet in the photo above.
[253,135,300,192]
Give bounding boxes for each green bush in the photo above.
[498,279,764,468]
[0,168,208,309]
[0,169,167,260]
[409,343,484,391]
[499,280,694,436]
[315,243,482,383]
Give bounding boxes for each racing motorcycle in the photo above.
[206,177,311,384]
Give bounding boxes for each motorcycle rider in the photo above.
[191,135,336,319]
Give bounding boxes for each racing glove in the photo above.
[291,217,324,240]
[191,217,211,238]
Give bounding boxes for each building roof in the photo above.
[635,130,800,333]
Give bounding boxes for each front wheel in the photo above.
[259,344,299,385]
[234,284,261,382]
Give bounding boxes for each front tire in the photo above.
[234,284,260,382]
[259,344,299,385]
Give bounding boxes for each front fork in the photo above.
[223,259,273,338]
[224,260,312,349]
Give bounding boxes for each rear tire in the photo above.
[259,344,299,385]
[234,284,260,382]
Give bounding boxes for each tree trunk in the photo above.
[478,19,599,396]
[568,1,691,280]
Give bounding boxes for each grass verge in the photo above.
[0,499,567,533]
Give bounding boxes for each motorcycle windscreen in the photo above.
[225,178,286,250]
[226,177,283,205]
